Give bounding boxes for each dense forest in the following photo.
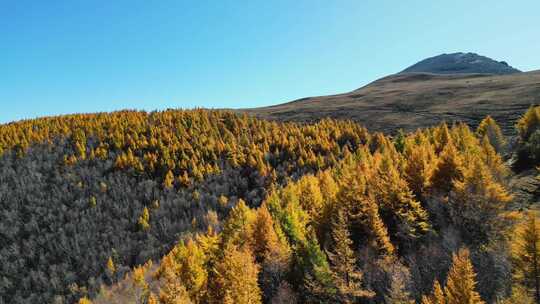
[2,107,540,303]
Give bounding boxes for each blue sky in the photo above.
[1,1,539,123]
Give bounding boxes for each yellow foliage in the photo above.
[251,205,291,265]
[421,280,445,304]
[403,133,437,198]
[132,264,148,290]
[517,106,540,141]
[172,239,208,302]
[476,115,506,153]
[89,196,97,208]
[221,199,256,248]
[213,244,262,304]
[11,110,517,303]
[337,162,395,255]
[106,256,115,274]
[444,248,484,304]
[431,142,463,193]
[163,170,175,189]
[296,175,324,220]
[511,211,540,302]
[147,292,159,304]
[78,297,93,304]
[138,207,151,231]
[0,110,370,189]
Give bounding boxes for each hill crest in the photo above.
[244,70,540,135]
[400,52,521,75]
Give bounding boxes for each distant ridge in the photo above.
[401,52,521,75]
[243,70,540,135]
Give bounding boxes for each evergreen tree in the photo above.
[266,187,309,246]
[393,129,407,153]
[0,108,527,303]
[299,234,335,303]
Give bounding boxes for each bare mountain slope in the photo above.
[244,70,540,134]
[401,52,521,75]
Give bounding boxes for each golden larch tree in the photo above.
[327,207,373,303]
[512,211,540,303]
[251,204,290,264]
[450,155,511,244]
[444,248,484,304]
[213,244,262,304]
[421,280,445,304]
[163,169,175,189]
[517,106,540,141]
[430,142,464,193]
[221,199,256,248]
[337,163,395,255]
[403,134,437,199]
[476,115,506,153]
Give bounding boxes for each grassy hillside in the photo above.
[244,70,540,135]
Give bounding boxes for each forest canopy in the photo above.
[0,107,539,304]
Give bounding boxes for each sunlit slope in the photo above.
[245,70,540,134]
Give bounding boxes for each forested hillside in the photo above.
[0,110,368,303]
[2,108,540,303]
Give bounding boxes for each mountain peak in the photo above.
[401,52,521,75]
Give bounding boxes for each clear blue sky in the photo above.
[1,1,539,123]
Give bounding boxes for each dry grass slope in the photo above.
[244,70,540,135]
